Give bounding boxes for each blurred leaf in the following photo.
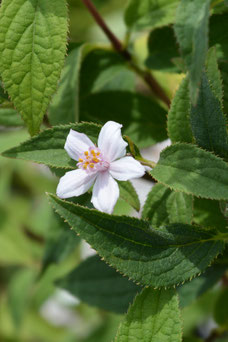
[42,211,82,274]
[81,91,168,148]
[49,43,96,126]
[214,334,228,342]
[80,49,135,99]
[146,26,181,73]
[0,217,39,266]
[178,265,226,308]
[115,288,182,342]
[0,130,29,156]
[0,108,24,127]
[118,181,140,212]
[142,183,193,226]
[84,315,121,342]
[8,268,36,328]
[181,287,219,335]
[175,0,210,104]
[0,0,68,135]
[57,255,141,314]
[167,77,193,144]
[125,0,179,31]
[0,81,8,101]
[214,288,228,326]
[151,144,228,200]
[190,72,228,159]
[193,198,227,232]
[48,193,224,288]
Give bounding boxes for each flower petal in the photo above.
[98,121,128,162]
[109,156,145,181]
[65,129,95,161]
[57,169,97,199]
[91,172,119,214]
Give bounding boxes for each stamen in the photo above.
[77,147,109,172]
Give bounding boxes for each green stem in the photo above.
[136,157,156,169]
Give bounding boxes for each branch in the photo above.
[81,0,171,108]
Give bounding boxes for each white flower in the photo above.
[56,121,145,214]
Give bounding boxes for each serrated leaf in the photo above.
[151,143,228,200]
[48,43,96,126]
[178,264,226,308]
[124,0,179,31]
[167,77,193,143]
[209,13,228,117]
[57,255,141,314]
[193,198,227,233]
[190,72,228,159]
[81,91,168,148]
[0,0,68,135]
[115,287,182,342]
[146,26,181,73]
[48,193,224,287]
[118,181,140,212]
[174,0,210,104]
[2,123,101,169]
[206,47,223,103]
[0,108,24,126]
[142,183,193,226]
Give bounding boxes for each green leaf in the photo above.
[209,13,228,116]
[80,49,135,99]
[124,0,179,31]
[151,143,228,200]
[193,198,227,232]
[85,316,122,342]
[190,72,228,159]
[167,77,193,143]
[214,288,228,326]
[146,26,181,73]
[81,91,168,148]
[115,287,182,342]
[174,0,210,104]
[0,81,8,101]
[57,255,141,314]
[42,212,81,274]
[8,269,36,328]
[209,14,228,61]
[2,123,101,169]
[206,47,223,103]
[118,181,140,212]
[178,264,226,308]
[48,193,224,287]
[0,108,24,127]
[0,0,68,135]
[48,43,96,126]
[142,183,193,226]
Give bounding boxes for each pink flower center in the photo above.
[77,147,109,172]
